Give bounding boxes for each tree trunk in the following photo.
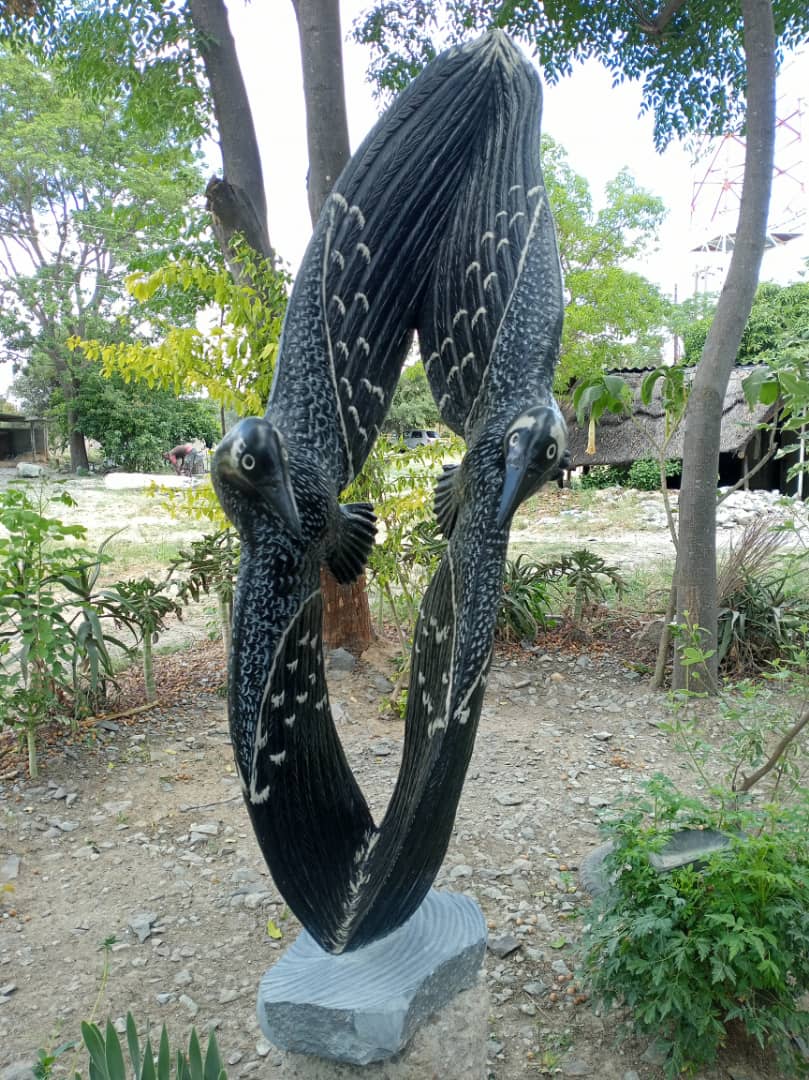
[188,0,274,272]
[672,0,775,692]
[291,0,351,223]
[321,570,374,654]
[292,0,374,654]
[191,0,373,654]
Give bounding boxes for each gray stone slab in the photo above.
[270,981,490,1079]
[257,889,487,1065]
[580,828,732,897]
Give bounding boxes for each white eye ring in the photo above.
[509,432,520,448]
[242,453,256,471]
[546,444,557,460]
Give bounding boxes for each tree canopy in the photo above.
[542,136,669,387]
[682,279,809,365]
[354,0,809,149]
[0,46,211,467]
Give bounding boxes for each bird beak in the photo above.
[496,457,531,530]
[255,471,302,540]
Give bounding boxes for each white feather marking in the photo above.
[286,659,298,673]
[527,185,542,198]
[425,351,439,374]
[357,338,371,356]
[270,691,284,708]
[495,209,509,221]
[483,272,497,291]
[471,306,487,328]
[481,230,495,244]
[465,260,481,279]
[438,393,450,412]
[349,204,366,227]
[360,377,385,403]
[508,184,522,194]
[496,237,510,252]
[284,714,295,727]
[331,294,346,316]
[331,249,345,270]
[356,242,371,263]
[354,291,369,311]
[440,335,454,355]
[447,365,460,385]
[269,752,286,765]
[509,211,526,228]
[339,376,353,400]
[296,692,308,704]
[336,340,349,358]
[461,352,476,371]
[322,210,353,479]
[331,192,348,210]
[251,590,319,803]
[452,308,468,327]
[315,694,328,711]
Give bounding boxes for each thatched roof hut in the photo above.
[565,366,777,469]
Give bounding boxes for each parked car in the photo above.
[403,429,440,450]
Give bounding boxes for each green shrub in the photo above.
[580,777,809,1078]
[578,464,629,489]
[717,518,809,674]
[626,457,680,491]
[497,554,554,641]
[538,548,625,625]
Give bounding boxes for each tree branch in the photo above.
[735,707,809,793]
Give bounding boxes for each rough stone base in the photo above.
[269,980,490,1079]
[257,889,487,1066]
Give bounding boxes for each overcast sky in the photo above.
[228,0,808,302]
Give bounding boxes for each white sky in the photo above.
[229,0,808,303]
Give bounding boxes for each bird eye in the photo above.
[509,432,520,448]
[546,444,557,460]
[242,453,256,471]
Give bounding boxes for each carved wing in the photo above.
[271,33,521,487]
[418,39,562,437]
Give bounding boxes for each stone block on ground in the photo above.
[268,981,490,1079]
[257,889,487,1067]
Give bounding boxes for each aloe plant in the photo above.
[81,1014,226,1080]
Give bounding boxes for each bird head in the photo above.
[496,405,568,528]
[212,417,302,539]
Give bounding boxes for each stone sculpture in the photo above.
[212,32,565,972]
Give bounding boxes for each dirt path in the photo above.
[0,639,790,1080]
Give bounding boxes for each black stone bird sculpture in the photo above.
[212,33,527,953]
[322,31,568,946]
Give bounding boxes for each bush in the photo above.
[626,457,680,491]
[580,776,809,1078]
[497,554,554,641]
[717,518,809,674]
[578,464,629,489]
[538,548,625,625]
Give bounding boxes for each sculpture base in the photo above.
[257,889,487,1066]
[268,981,490,1078]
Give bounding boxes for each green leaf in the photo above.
[157,1027,170,1080]
[104,1022,126,1080]
[81,1023,109,1080]
[125,1014,142,1079]
[187,1030,203,1080]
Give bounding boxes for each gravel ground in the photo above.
[0,638,794,1080]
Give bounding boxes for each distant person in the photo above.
[163,442,194,475]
